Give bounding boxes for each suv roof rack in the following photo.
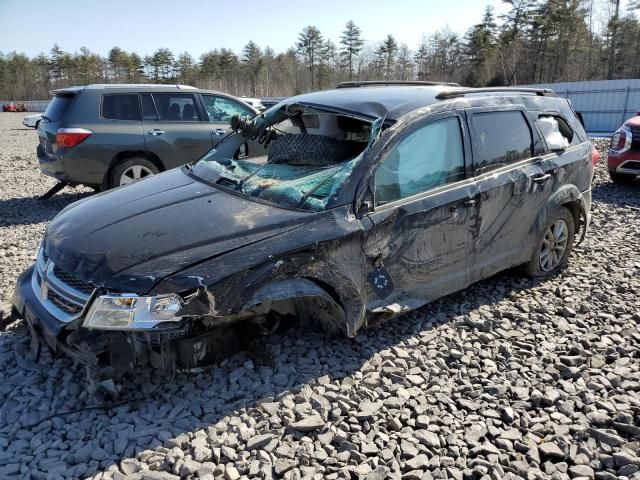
[436,87,556,100]
[336,80,460,88]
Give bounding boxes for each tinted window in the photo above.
[202,95,254,123]
[375,117,465,205]
[472,111,532,172]
[44,94,74,122]
[152,94,199,122]
[141,93,158,121]
[102,94,141,121]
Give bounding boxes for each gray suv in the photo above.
[37,84,258,189]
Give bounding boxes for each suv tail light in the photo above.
[610,126,631,155]
[591,145,600,166]
[56,128,92,148]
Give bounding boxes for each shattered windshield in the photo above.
[191,103,384,211]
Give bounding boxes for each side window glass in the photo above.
[151,94,199,122]
[375,117,465,206]
[472,111,533,172]
[141,93,158,121]
[102,94,140,121]
[538,115,576,149]
[202,95,254,123]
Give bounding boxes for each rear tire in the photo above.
[609,171,637,185]
[524,207,575,277]
[110,157,159,188]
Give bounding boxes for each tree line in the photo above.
[1,0,639,101]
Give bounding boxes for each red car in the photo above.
[2,103,17,112]
[608,112,640,184]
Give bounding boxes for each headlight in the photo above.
[83,294,183,330]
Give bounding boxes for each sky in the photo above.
[0,0,513,58]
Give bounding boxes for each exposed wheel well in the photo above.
[104,151,165,188]
[561,200,581,233]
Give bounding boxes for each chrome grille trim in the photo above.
[32,250,94,323]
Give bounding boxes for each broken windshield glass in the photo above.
[191,103,384,211]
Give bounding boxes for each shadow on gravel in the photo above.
[0,191,92,227]
[0,268,547,478]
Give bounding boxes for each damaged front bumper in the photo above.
[10,266,235,377]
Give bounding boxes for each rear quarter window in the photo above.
[102,94,141,121]
[471,111,533,173]
[44,94,75,122]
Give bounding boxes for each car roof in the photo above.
[280,85,563,121]
[286,85,448,120]
[50,84,225,95]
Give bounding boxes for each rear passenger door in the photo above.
[467,107,555,277]
[142,93,214,169]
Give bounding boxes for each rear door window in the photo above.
[141,93,158,121]
[470,111,533,173]
[102,94,141,121]
[151,93,200,122]
[537,115,578,148]
[44,94,75,122]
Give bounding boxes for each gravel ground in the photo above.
[0,111,639,480]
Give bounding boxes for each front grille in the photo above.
[48,290,82,314]
[53,265,95,295]
[32,250,91,322]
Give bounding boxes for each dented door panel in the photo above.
[361,179,480,314]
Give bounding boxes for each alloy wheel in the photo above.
[119,165,154,186]
[539,219,569,272]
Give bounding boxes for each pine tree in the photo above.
[339,20,364,80]
[242,41,264,96]
[297,26,324,88]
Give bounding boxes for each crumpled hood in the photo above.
[45,168,309,293]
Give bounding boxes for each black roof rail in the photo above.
[436,87,556,100]
[337,80,460,89]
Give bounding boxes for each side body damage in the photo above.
[10,86,593,376]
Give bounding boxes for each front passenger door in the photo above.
[142,93,214,169]
[361,114,479,313]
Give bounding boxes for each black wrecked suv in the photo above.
[12,82,594,376]
[37,84,257,190]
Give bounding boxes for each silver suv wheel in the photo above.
[119,165,155,186]
[539,219,568,272]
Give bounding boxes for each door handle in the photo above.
[147,129,165,136]
[213,128,226,136]
[531,173,551,183]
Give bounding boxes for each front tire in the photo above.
[110,157,159,188]
[609,171,637,185]
[524,207,575,277]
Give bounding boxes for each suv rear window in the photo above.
[102,94,141,121]
[472,111,533,172]
[44,94,74,122]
